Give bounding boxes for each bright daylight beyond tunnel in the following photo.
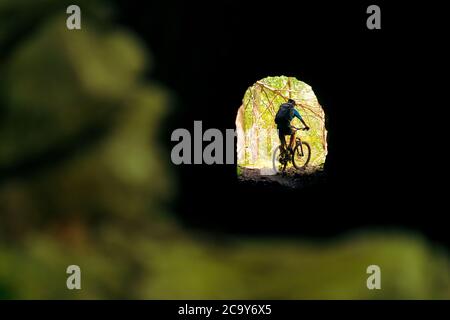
[236,76,327,177]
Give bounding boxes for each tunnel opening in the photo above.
[236,76,328,181]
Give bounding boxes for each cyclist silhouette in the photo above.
[275,99,310,155]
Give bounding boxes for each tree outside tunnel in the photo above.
[236,76,328,175]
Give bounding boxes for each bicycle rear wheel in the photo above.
[293,142,311,169]
[272,146,287,173]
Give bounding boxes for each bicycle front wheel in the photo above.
[293,142,311,169]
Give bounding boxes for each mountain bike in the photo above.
[272,126,311,174]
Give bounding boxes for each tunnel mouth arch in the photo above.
[235,75,328,177]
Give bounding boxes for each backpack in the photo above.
[275,103,294,125]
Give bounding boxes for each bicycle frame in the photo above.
[291,126,307,157]
[296,136,305,157]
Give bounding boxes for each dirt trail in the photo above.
[238,166,326,189]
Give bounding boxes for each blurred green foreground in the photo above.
[0,1,449,299]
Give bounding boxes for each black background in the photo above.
[115,1,448,247]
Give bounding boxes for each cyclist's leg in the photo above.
[278,128,287,153]
[288,129,296,151]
